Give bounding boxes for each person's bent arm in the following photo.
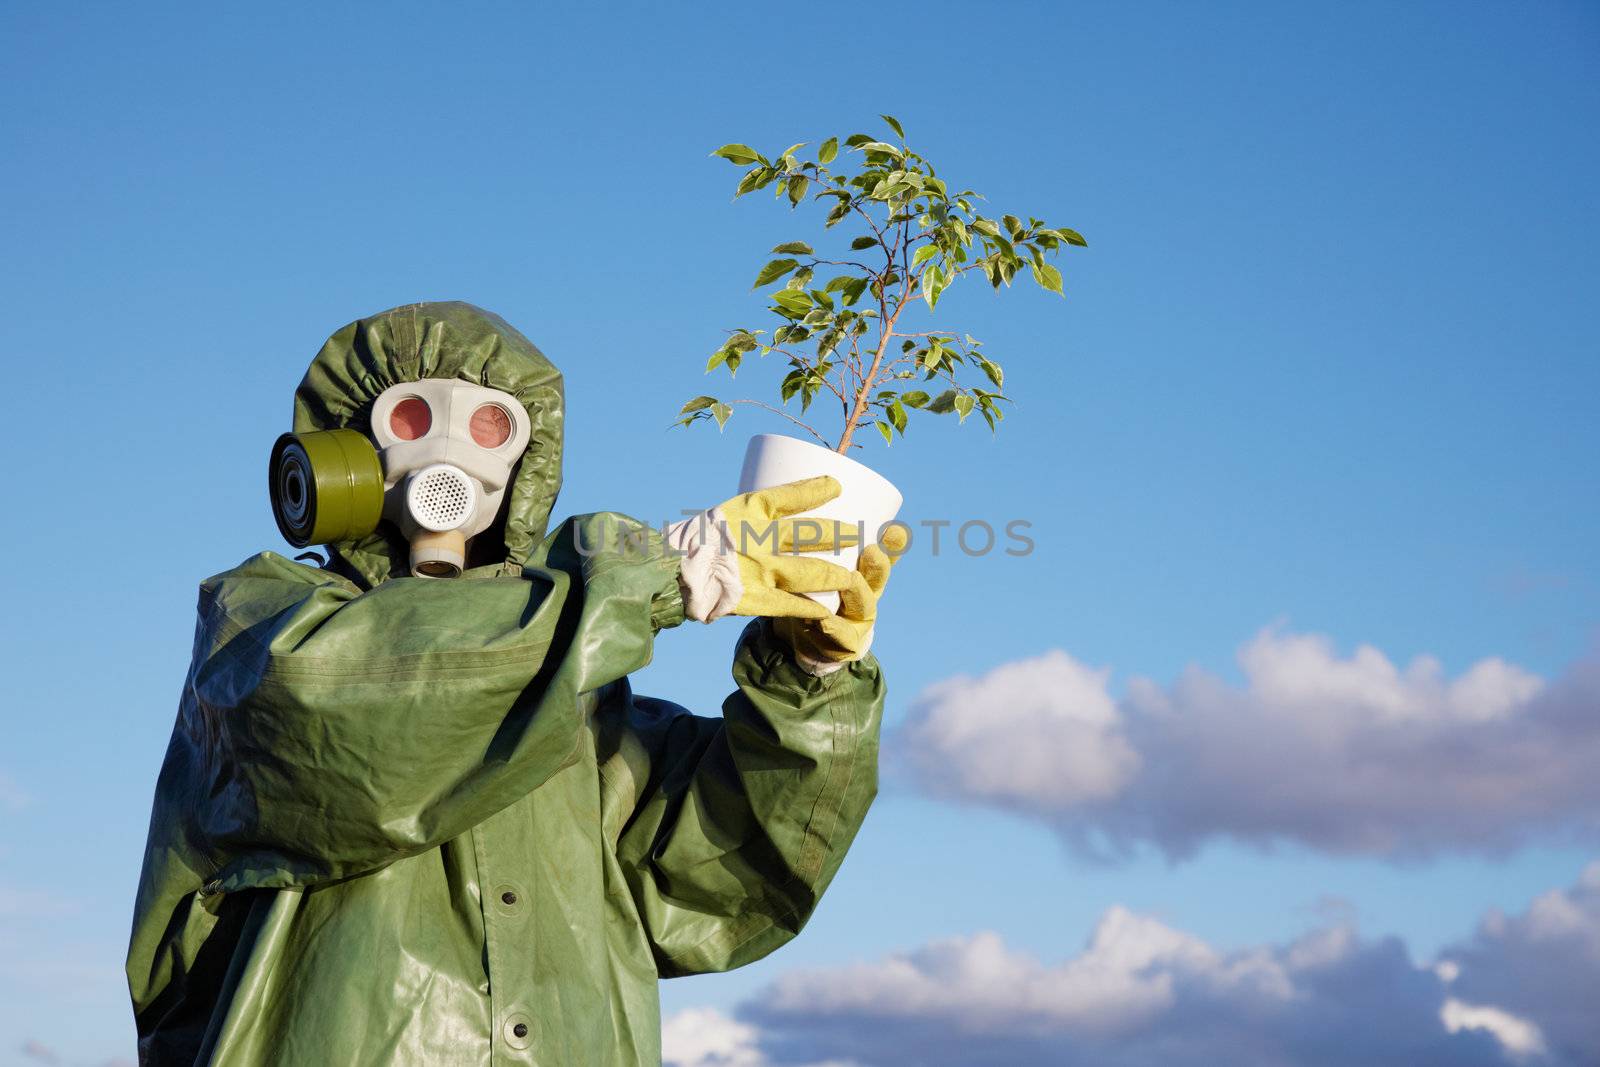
[599,619,884,976]
[177,511,682,893]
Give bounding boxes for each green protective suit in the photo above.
[126,303,885,1066]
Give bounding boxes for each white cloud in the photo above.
[662,1007,863,1067]
[894,627,1600,859]
[900,651,1140,809]
[735,908,1514,1066]
[1439,861,1600,1061]
[764,910,1292,1042]
[663,1008,767,1067]
[1442,999,1547,1059]
[716,865,1600,1067]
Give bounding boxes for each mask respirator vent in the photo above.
[406,464,478,531]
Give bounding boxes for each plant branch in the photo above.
[810,258,876,273]
[765,344,848,404]
[727,399,831,447]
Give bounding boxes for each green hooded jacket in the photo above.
[126,303,885,1066]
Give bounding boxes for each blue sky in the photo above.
[2,2,1597,1064]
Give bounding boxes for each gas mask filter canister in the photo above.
[268,379,531,578]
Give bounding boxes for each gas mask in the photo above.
[269,380,531,578]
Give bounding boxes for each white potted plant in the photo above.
[678,116,1086,582]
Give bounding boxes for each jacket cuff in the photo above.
[740,618,881,692]
[789,625,875,677]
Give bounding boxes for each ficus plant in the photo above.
[677,115,1085,454]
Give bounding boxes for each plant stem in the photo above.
[835,200,922,453]
[836,298,905,452]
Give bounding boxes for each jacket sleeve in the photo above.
[178,512,683,893]
[598,619,885,976]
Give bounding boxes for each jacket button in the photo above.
[502,891,518,906]
[504,1013,534,1049]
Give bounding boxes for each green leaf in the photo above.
[911,244,940,268]
[754,258,799,287]
[922,263,947,311]
[1002,214,1024,238]
[881,114,906,139]
[928,389,958,414]
[712,402,734,430]
[772,241,814,255]
[712,144,762,165]
[901,390,931,409]
[971,217,1001,238]
[734,168,767,197]
[1032,261,1064,295]
[978,356,1004,388]
[850,236,878,250]
[772,289,813,314]
[888,398,908,432]
[706,349,728,372]
[681,395,717,413]
[818,137,838,164]
[1055,227,1089,247]
[786,175,809,206]
[876,420,894,445]
[954,394,975,423]
[856,140,904,158]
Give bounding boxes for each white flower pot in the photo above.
[738,433,903,610]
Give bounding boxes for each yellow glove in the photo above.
[670,475,864,622]
[720,475,865,619]
[776,524,907,672]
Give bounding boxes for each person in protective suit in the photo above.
[126,302,903,1066]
